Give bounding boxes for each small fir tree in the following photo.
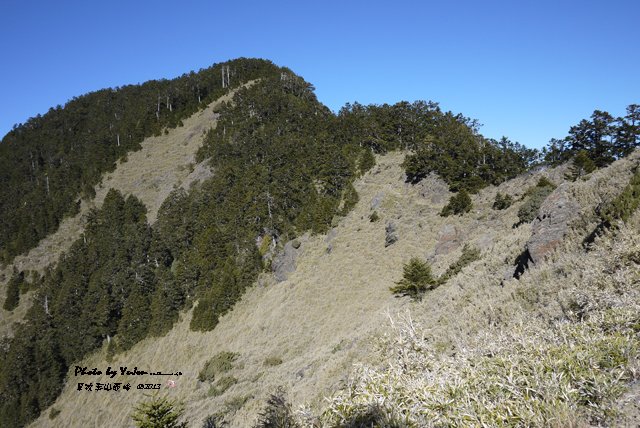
[441,189,473,217]
[131,394,188,428]
[565,150,597,181]
[492,192,513,210]
[390,258,437,300]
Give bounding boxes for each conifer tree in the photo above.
[390,258,436,300]
[565,150,597,181]
[131,394,188,428]
[3,269,23,311]
[441,189,473,216]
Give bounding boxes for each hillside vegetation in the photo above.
[0,59,638,427]
[0,58,279,265]
[26,149,640,428]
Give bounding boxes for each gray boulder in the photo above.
[273,239,302,282]
[371,192,385,210]
[526,184,579,265]
[415,173,450,204]
[385,222,398,247]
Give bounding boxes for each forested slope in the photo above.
[0,58,279,265]
[3,58,627,427]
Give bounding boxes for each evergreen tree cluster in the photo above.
[0,189,164,426]
[179,74,369,330]
[0,58,282,265]
[337,102,536,193]
[542,105,640,168]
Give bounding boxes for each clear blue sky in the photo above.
[1,0,638,149]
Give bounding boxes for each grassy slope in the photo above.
[28,150,605,428]
[0,85,250,338]
[322,151,640,427]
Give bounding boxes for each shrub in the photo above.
[208,376,238,397]
[202,414,228,428]
[437,244,481,285]
[369,211,380,222]
[440,189,472,217]
[199,352,239,382]
[492,192,513,210]
[131,394,188,428]
[49,408,60,420]
[254,387,300,428]
[264,356,283,367]
[517,178,556,225]
[390,258,437,300]
[535,176,556,190]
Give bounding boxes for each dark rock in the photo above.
[385,221,398,247]
[526,184,579,265]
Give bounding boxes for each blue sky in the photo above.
[1,0,638,149]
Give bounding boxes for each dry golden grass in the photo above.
[0,85,251,338]
[27,151,556,428]
[27,148,640,427]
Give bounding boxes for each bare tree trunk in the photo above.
[117,134,120,147]
[222,66,226,88]
[45,174,50,196]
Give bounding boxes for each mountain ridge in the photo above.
[0,59,637,427]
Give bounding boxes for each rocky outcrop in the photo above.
[273,238,304,282]
[434,224,462,256]
[526,184,579,264]
[371,192,385,210]
[385,221,398,247]
[415,173,450,204]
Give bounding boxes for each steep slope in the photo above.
[0,84,248,337]
[31,151,565,427]
[321,150,640,426]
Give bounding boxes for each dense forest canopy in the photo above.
[0,58,281,265]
